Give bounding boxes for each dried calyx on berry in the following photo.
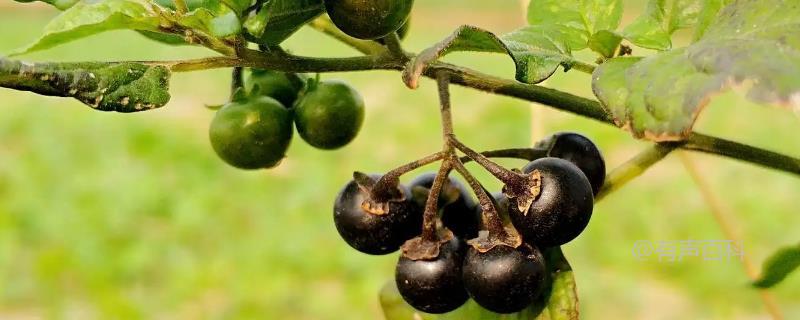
[333,172,423,255]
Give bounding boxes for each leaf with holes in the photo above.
[753,243,800,289]
[11,0,160,56]
[0,58,171,112]
[593,0,800,141]
[244,0,325,46]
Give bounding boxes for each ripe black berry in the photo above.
[462,244,546,314]
[509,157,593,247]
[333,175,423,255]
[409,173,481,239]
[395,237,469,314]
[539,132,605,195]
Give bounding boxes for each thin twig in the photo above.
[459,148,548,164]
[451,156,510,241]
[595,143,680,202]
[679,152,784,320]
[306,17,385,55]
[421,162,452,242]
[382,32,409,61]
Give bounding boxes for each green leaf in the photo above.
[753,243,800,289]
[220,0,253,15]
[528,0,623,49]
[622,0,732,50]
[593,0,800,141]
[0,58,171,112]
[534,247,580,320]
[244,0,324,46]
[408,1,624,85]
[146,1,243,42]
[406,25,587,86]
[526,0,623,58]
[12,0,160,55]
[380,247,578,320]
[13,0,78,10]
[588,30,623,58]
[691,0,732,41]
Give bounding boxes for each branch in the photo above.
[685,133,800,175]
[4,43,799,178]
[595,143,679,202]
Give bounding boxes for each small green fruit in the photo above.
[245,70,306,107]
[209,96,293,169]
[294,80,365,150]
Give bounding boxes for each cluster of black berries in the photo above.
[333,132,605,314]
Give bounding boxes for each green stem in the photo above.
[595,143,680,202]
[568,59,597,74]
[306,17,385,55]
[230,66,243,101]
[382,32,409,61]
[686,133,800,175]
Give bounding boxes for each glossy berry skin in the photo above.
[294,80,365,150]
[463,244,546,314]
[376,19,410,44]
[409,173,481,239]
[540,132,605,195]
[333,176,423,255]
[395,237,469,314]
[208,97,293,170]
[325,0,414,40]
[245,70,305,107]
[509,157,594,247]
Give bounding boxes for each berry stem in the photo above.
[451,155,511,242]
[230,66,243,101]
[595,143,679,201]
[459,147,549,164]
[307,16,386,55]
[371,152,446,202]
[450,138,517,182]
[436,71,455,144]
[382,32,409,61]
[420,162,453,242]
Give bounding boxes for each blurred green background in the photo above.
[1,1,799,319]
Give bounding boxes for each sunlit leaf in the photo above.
[622,0,733,50]
[12,0,160,55]
[593,0,800,141]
